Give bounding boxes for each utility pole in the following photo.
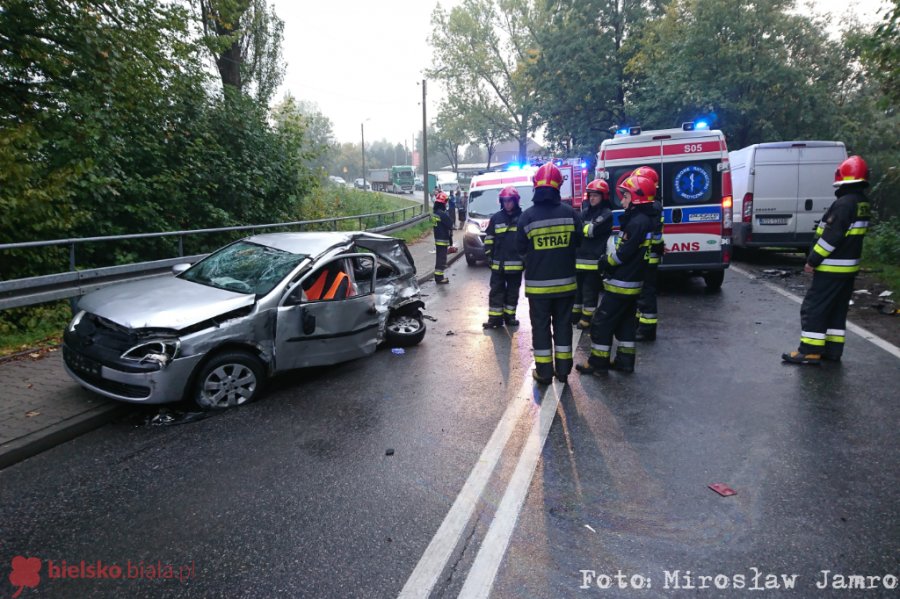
[422,79,428,213]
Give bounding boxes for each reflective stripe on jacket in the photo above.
[807,189,869,276]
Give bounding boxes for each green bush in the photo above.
[863,217,900,265]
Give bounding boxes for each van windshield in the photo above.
[467,185,535,218]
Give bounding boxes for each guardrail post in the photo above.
[69,243,75,271]
[178,235,184,257]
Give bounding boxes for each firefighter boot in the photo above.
[781,351,822,365]
[532,369,553,385]
[635,324,656,342]
[482,318,504,329]
[576,317,592,330]
[611,352,635,373]
[504,315,520,327]
[575,356,610,377]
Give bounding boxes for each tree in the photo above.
[429,0,542,164]
[197,0,284,103]
[528,0,660,161]
[463,144,487,163]
[626,0,845,149]
[272,95,336,178]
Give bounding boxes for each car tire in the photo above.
[385,311,426,347]
[192,350,265,410]
[465,254,477,266]
[703,270,725,291]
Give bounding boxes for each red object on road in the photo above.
[708,483,737,497]
[447,246,458,254]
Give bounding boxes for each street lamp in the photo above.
[360,119,369,191]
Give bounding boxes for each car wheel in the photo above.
[385,311,426,347]
[703,270,725,291]
[193,351,265,410]
[465,254,477,266]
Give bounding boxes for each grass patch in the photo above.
[0,301,70,357]
[861,261,900,292]
[389,219,433,244]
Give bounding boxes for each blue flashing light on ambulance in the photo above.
[595,121,733,290]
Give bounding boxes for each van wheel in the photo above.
[703,271,725,291]
[465,254,477,266]
[193,351,265,410]
[386,311,426,347]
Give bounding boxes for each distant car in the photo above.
[354,178,371,190]
[63,232,426,409]
[414,177,424,191]
[328,175,349,187]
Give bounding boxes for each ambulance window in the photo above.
[661,160,721,206]
[610,165,661,209]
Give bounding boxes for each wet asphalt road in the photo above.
[0,260,897,598]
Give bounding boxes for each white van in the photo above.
[729,141,847,251]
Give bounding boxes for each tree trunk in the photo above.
[217,41,242,90]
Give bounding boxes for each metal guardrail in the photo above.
[0,206,429,311]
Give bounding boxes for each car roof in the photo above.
[244,231,395,258]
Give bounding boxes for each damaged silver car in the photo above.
[63,232,426,409]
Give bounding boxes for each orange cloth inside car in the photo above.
[305,268,351,300]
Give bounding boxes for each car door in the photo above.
[274,254,379,371]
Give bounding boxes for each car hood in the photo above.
[77,276,255,331]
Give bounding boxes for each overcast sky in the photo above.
[269,0,891,146]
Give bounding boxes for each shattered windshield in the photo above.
[180,241,307,295]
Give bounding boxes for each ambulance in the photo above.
[462,166,538,266]
[595,121,733,289]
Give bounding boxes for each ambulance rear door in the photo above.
[658,134,728,271]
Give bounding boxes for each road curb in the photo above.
[0,402,128,470]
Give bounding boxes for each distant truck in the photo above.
[369,166,416,194]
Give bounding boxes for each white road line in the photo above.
[731,264,900,360]
[458,329,582,599]
[397,372,533,598]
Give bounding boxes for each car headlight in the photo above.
[121,339,181,366]
[466,222,483,235]
[68,310,86,333]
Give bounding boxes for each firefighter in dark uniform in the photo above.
[633,166,664,341]
[783,155,871,364]
[576,174,656,375]
[516,163,583,384]
[574,179,614,329]
[483,186,524,328]
[432,191,453,284]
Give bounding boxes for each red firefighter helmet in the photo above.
[618,175,656,204]
[585,179,610,197]
[833,155,869,187]
[435,191,449,204]
[533,163,563,190]
[632,166,659,187]
[498,186,520,206]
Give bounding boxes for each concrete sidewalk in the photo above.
[0,230,463,470]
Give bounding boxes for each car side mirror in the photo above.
[172,263,191,275]
[301,307,316,335]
